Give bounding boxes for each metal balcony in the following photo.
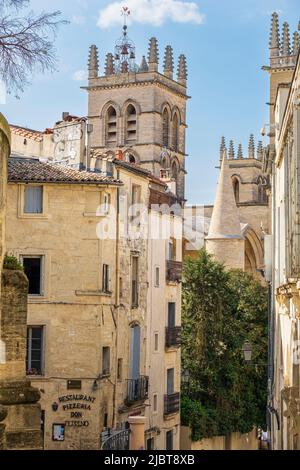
[126,376,149,405]
[164,392,180,416]
[166,260,183,283]
[166,326,182,348]
[102,429,130,451]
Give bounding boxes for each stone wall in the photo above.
[180,426,259,451]
[0,113,10,449]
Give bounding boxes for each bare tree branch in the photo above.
[0,1,68,96]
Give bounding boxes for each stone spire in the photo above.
[269,12,280,56]
[248,134,255,159]
[88,45,99,79]
[237,143,243,159]
[177,54,187,85]
[140,55,149,72]
[293,31,300,56]
[257,141,263,160]
[228,140,235,160]
[148,37,159,72]
[281,22,291,57]
[219,136,227,165]
[105,53,115,76]
[206,156,244,270]
[164,45,174,79]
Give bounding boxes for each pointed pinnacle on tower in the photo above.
[281,22,291,56]
[248,134,255,159]
[220,136,227,164]
[257,141,263,160]
[228,140,235,160]
[105,53,115,76]
[269,12,280,53]
[164,45,174,79]
[237,143,243,159]
[177,54,187,85]
[88,45,99,79]
[140,55,149,72]
[148,37,159,72]
[293,31,300,56]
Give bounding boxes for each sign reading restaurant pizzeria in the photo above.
[57,395,96,428]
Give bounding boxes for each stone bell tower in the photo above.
[84,8,188,201]
[263,12,300,145]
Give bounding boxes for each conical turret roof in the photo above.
[207,156,243,240]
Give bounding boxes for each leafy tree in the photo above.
[181,249,268,441]
[0,0,67,96]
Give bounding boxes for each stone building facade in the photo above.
[263,12,300,450]
[0,114,42,450]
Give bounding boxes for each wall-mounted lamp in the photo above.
[92,380,99,392]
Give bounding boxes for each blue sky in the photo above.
[1,0,300,204]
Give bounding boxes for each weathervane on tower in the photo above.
[114,6,137,74]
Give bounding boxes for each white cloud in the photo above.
[72,70,87,81]
[97,0,205,29]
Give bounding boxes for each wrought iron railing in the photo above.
[164,392,180,415]
[126,376,149,405]
[166,260,183,283]
[102,429,131,451]
[165,326,182,348]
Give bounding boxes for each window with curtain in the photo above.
[24,186,43,214]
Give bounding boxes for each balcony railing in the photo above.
[166,327,182,348]
[126,376,149,405]
[164,392,180,416]
[102,429,130,451]
[166,260,183,283]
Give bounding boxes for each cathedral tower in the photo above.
[84,9,188,201]
[263,13,300,145]
[207,135,270,276]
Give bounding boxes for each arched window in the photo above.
[126,104,137,143]
[172,113,179,152]
[162,109,170,148]
[106,106,117,145]
[258,179,268,203]
[129,154,136,164]
[232,178,239,203]
[171,160,178,180]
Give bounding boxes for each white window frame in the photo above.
[26,325,45,376]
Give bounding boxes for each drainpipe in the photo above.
[113,171,121,429]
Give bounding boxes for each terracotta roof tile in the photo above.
[8,158,122,185]
[10,125,45,142]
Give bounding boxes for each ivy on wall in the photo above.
[181,249,268,441]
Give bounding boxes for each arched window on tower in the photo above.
[106,106,117,146]
[232,178,240,204]
[171,160,178,180]
[172,113,179,152]
[126,104,137,143]
[258,178,268,203]
[162,109,170,148]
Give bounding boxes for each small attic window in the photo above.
[24,139,27,145]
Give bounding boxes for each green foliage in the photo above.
[182,249,268,441]
[3,255,24,272]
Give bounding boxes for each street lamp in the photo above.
[182,370,190,384]
[242,340,253,363]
